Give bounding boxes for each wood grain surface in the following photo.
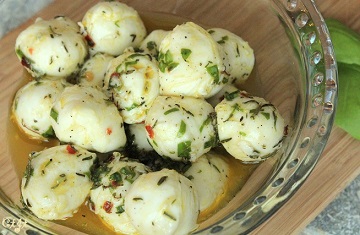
[0,0,359,235]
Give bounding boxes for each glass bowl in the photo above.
[0,0,337,234]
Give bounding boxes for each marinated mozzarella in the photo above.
[104,52,160,124]
[139,29,169,58]
[89,153,149,234]
[208,28,255,85]
[184,152,229,212]
[125,169,199,235]
[145,96,216,162]
[80,1,146,56]
[158,22,229,98]
[15,16,88,78]
[50,85,127,153]
[78,53,114,87]
[215,90,285,163]
[127,123,154,152]
[21,145,96,220]
[12,78,66,141]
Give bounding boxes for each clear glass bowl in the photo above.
[0,0,337,234]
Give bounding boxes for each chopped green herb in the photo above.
[133,197,143,201]
[147,41,157,51]
[51,174,67,189]
[177,141,191,160]
[220,138,232,143]
[224,103,242,122]
[181,48,192,61]
[224,90,240,101]
[261,112,270,120]
[82,156,93,161]
[199,116,211,133]
[204,135,216,149]
[163,211,176,221]
[208,29,215,34]
[157,176,168,186]
[206,64,220,84]
[125,102,142,111]
[239,131,247,136]
[158,50,178,72]
[116,205,125,214]
[50,108,58,122]
[41,126,55,138]
[109,172,122,184]
[217,35,229,44]
[211,163,221,173]
[177,120,186,138]
[120,166,136,183]
[23,161,34,188]
[164,107,179,115]
[76,172,86,177]
[167,62,179,71]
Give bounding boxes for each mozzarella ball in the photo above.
[127,123,154,152]
[89,153,149,234]
[184,152,229,212]
[208,28,255,85]
[80,1,146,56]
[50,85,126,153]
[215,90,285,163]
[78,53,114,87]
[125,169,199,235]
[12,78,66,141]
[158,22,229,98]
[105,52,160,124]
[21,145,96,220]
[145,96,216,162]
[139,29,169,58]
[15,16,88,78]
[206,84,239,107]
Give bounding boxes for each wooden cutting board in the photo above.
[0,0,359,235]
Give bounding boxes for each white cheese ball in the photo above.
[145,96,216,162]
[78,53,114,87]
[184,152,229,212]
[80,1,146,56]
[127,123,154,152]
[105,52,160,124]
[139,29,169,58]
[50,85,127,153]
[12,78,66,141]
[206,84,239,107]
[89,153,149,234]
[158,22,229,98]
[125,169,199,235]
[215,90,285,163]
[15,16,88,78]
[21,145,96,220]
[208,28,255,85]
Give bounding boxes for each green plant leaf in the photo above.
[334,63,360,140]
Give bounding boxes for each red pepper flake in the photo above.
[66,145,77,154]
[145,125,154,139]
[85,35,95,47]
[110,72,120,79]
[106,128,112,135]
[28,48,34,55]
[21,57,31,69]
[103,201,113,213]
